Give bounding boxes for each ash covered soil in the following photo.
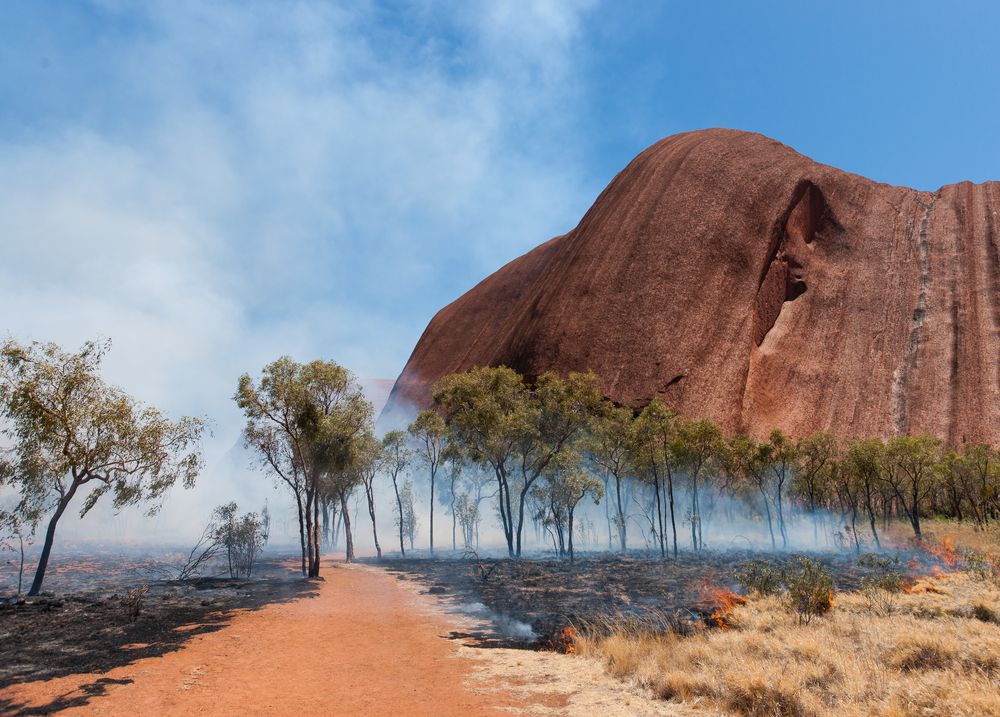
[373,550,910,647]
[0,553,316,689]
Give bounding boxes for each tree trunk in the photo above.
[451,474,458,551]
[18,532,25,596]
[614,474,627,552]
[365,482,382,559]
[429,467,435,554]
[515,482,532,557]
[492,467,514,556]
[295,491,307,576]
[28,480,80,596]
[775,476,788,548]
[392,476,406,556]
[311,487,321,577]
[867,503,881,549]
[760,482,777,551]
[652,473,665,558]
[304,487,316,577]
[691,473,699,551]
[340,491,355,562]
[333,506,342,549]
[603,474,613,550]
[850,502,861,554]
[305,488,315,575]
[568,508,576,563]
[666,469,678,557]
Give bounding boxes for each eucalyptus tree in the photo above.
[433,366,526,556]
[442,448,464,550]
[381,430,412,556]
[0,339,205,595]
[672,417,723,551]
[236,357,371,577]
[947,444,999,525]
[351,429,384,559]
[631,400,680,557]
[883,436,942,539]
[408,409,448,554]
[826,455,865,552]
[764,429,797,548]
[843,439,887,548]
[725,435,779,550]
[512,371,604,556]
[584,403,636,552]
[434,367,603,557]
[0,502,38,596]
[548,458,604,563]
[793,431,837,545]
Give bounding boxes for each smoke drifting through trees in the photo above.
[5,342,998,583]
[234,363,1000,562]
[418,367,1000,558]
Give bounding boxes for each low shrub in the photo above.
[972,601,999,624]
[857,552,905,614]
[733,559,782,596]
[781,557,834,624]
[122,584,149,623]
[887,637,955,672]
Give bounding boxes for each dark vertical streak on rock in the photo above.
[949,276,961,445]
[891,194,937,436]
[983,186,1000,342]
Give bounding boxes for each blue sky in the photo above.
[1,2,999,531]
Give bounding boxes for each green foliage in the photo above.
[857,552,905,614]
[733,559,782,596]
[235,355,372,573]
[781,557,834,624]
[432,366,603,556]
[211,502,269,579]
[0,338,205,595]
[0,338,205,517]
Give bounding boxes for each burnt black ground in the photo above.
[371,549,904,647]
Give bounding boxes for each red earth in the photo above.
[2,561,541,716]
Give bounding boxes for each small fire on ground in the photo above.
[698,579,747,630]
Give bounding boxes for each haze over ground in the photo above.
[2,1,1000,542]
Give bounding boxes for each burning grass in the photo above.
[574,571,1000,717]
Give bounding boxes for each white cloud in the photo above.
[0,0,599,542]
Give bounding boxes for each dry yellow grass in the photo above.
[884,518,1000,554]
[575,571,1000,717]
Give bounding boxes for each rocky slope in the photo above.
[385,129,999,443]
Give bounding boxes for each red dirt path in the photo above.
[3,561,520,716]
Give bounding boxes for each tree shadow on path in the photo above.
[0,562,320,716]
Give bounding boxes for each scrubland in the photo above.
[574,525,1000,717]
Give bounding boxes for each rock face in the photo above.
[385,129,1000,444]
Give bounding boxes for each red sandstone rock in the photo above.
[385,129,1000,444]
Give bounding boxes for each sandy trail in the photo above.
[3,560,677,716]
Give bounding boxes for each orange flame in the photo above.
[699,580,747,629]
[919,536,960,568]
[560,625,577,654]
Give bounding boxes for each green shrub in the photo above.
[781,557,834,624]
[857,553,904,614]
[733,559,782,596]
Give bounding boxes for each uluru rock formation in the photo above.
[385,129,1000,444]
